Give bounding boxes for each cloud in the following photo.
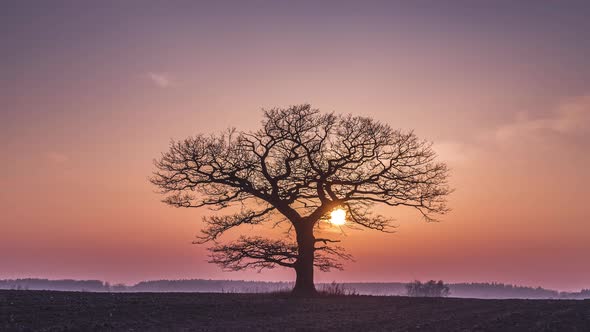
[45,152,68,164]
[433,94,590,165]
[494,95,590,141]
[146,72,173,88]
[434,141,474,164]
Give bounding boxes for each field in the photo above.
[1,290,590,331]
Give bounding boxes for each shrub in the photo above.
[406,280,450,297]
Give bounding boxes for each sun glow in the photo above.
[330,209,346,225]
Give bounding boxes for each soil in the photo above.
[1,290,589,331]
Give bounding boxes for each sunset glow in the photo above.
[1,2,590,292]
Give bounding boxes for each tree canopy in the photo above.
[151,104,451,295]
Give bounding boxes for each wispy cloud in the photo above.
[146,72,173,88]
[494,95,590,141]
[45,151,68,164]
[434,95,590,165]
[434,141,474,164]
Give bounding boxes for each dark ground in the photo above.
[1,290,589,331]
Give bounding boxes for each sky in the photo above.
[1,1,589,291]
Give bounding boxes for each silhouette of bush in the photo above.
[406,280,450,297]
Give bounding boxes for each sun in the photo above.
[330,208,346,225]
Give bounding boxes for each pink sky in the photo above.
[1,2,589,291]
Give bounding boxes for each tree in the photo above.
[151,104,451,296]
[406,280,450,297]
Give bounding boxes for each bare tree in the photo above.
[151,104,451,296]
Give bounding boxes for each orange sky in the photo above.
[1,2,589,291]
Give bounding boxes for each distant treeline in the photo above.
[1,278,589,299]
[0,278,107,292]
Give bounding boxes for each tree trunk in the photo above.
[292,224,317,297]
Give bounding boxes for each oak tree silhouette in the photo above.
[151,105,451,296]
